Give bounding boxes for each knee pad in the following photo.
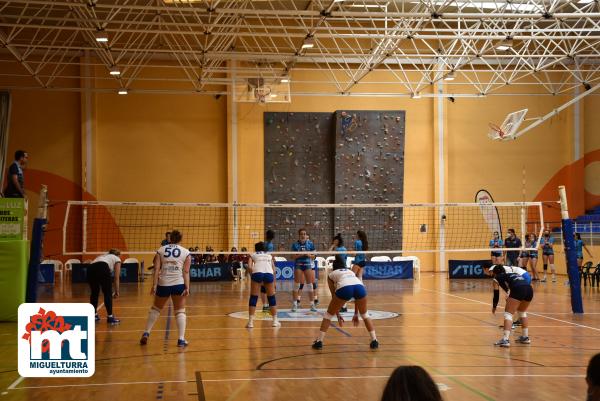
[249,295,259,307]
[361,312,370,320]
[323,312,333,320]
[504,312,513,322]
[297,283,304,291]
[267,295,277,307]
[312,282,317,290]
[150,306,161,313]
[175,308,185,316]
[519,312,527,318]
[543,264,548,271]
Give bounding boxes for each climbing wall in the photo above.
[333,110,405,250]
[264,112,335,251]
[263,110,406,252]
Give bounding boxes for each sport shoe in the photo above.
[245,321,254,328]
[370,340,379,349]
[314,299,319,306]
[494,338,510,347]
[310,304,318,312]
[107,316,120,325]
[513,320,522,326]
[540,278,547,283]
[177,339,188,347]
[262,305,270,312]
[340,306,348,313]
[516,336,531,344]
[140,332,150,345]
[291,303,298,312]
[272,320,281,328]
[312,340,323,350]
[552,277,557,283]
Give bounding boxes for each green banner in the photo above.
[0,198,26,241]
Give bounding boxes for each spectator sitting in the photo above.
[161,231,171,247]
[381,366,443,401]
[217,250,226,264]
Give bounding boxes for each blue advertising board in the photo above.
[448,259,491,279]
[190,263,233,281]
[362,261,414,280]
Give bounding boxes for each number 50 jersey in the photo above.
[157,244,191,286]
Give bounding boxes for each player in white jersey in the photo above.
[312,259,378,350]
[140,230,191,347]
[246,241,280,328]
[89,249,122,324]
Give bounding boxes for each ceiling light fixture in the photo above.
[444,71,455,81]
[118,88,128,95]
[302,35,315,49]
[496,37,513,51]
[109,66,120,76]
[94,29,108,43]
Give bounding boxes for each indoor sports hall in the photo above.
[1,1,600,401]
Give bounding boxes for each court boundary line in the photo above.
[420,287,600,332]
[8,374,587,390]
[195,371,206,401]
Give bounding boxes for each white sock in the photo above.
[503,330,511,340]
[145,307,161,333]
[175,311,186,340]
[369,330,377,341]
[318,331,326,341]
[523,327,529,337]
[248,315,255,323]
[550,264,555,273]
[272,314,278,322]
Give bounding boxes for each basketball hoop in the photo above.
[487,122,505,140]
[487,109,528,141]
[254,86,271,104]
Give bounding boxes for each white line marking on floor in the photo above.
[7,376,24,391]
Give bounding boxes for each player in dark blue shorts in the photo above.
[261,229,276,311]
[540,230,556,282]
[352,230,369,279]
[291,228,316,312]
[528,233,540,280]
[485,264,534,347]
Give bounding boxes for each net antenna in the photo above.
[497,81,600,140]
[488,109,528,141]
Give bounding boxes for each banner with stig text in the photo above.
[448,260,491,279]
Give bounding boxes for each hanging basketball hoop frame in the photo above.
[488,109,528,141]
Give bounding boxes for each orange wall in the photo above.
[95,93,227,202]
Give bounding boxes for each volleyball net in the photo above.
[62,201,545,256]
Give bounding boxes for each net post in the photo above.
[559,185,583,313]
[62,201,70,256]
[26,185,49,303]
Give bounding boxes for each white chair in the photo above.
[346,256,354,268]
[64,258,80,272]
[325,256,336,270]
[274,256,287,262]
[124,257,139,265]
[370,255,391,262]
[392,256,403,262]
[315,256,327,270]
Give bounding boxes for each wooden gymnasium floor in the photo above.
[1,273,599,401]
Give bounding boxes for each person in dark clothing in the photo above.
[504,228,522,266]
[4,150,28,198]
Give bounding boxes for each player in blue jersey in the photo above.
[485,264,534,347]
[261,230,276,311]
[575,233,593,270]
[489,231,504,265]
[291,228,316,312]
[352,230,369,280]
[527,233,540,281]
[519,233,531,270]
[539,229,556,282]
